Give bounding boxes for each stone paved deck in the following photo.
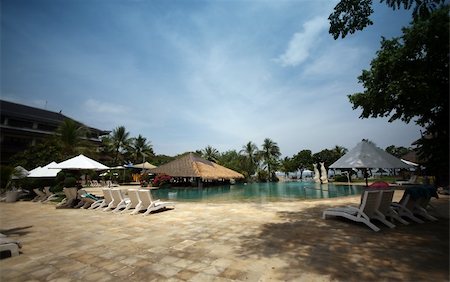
[0,191,448,281]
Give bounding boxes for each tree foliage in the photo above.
[329,0,446,39]
[348,6,449,183]
[259,138,281,181]
[129,134,154,164]
[56,119,89,158]
[385,145,411,158]
[201,145,220,162]
[239,141,259,179]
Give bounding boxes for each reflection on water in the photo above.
[151,182,363,203]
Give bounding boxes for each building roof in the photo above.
[0,100,109,135]
[150,153,244,180]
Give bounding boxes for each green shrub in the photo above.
[51,184,64,193]
[334,175,349,182]
[0,166,13,189]
[64,177,77,188]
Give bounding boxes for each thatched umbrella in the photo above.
[150,153,244,183]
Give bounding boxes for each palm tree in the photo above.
[332,145,348,158]
[260,138,281,181]
[202,145,220,162]
[110,126,131,164]
[130,134,154,164]
[239,141,259,178]
[56,119,88,158]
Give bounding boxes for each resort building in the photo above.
[0,100,109,165]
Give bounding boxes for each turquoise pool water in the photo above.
[151,182,363,202]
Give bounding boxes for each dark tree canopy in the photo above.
[349,5,449,184]
[329,0,446,39]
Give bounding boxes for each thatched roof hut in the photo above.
[150,153,244,180]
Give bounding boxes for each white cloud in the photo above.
[277,17,328,67]
[84,99,129,114]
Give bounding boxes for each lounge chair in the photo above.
[122,189,142,214]
[323,190,382,232]
[91,188,113,210]
[102,189,127,212]
[395,175,418,185]
[32,188,47,202]
[391,186,437,222]
[138,189,175,216]
[56,187,78,208]
[376,190,409,225]
[0,237,22,258]
[109,189,130,213]
[42,186,59,203]
[90,188,112,210]
[371,190,399,228]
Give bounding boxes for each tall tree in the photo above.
[201,145,220,162]
[280,157,297,178]
[110,126,131,164]
[130,134,154,164]
[292,150,313,180]
[329,0,445,39]
[239,141,259,178]
[56,119,88,158]
[260,138,281,181]
[218,150,246,176]
[385,145,411,158]
[348,6,449,184]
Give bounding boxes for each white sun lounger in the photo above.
[376,189,409,225]
[42,186,58,203]
[32,188,47,202]
[122,189,142,214]
[138,189,175,216]
[323,190,382,232]
[89,189,110,210]
[56,188,78,208]
[109,189,130,213]
[391,187,437,223]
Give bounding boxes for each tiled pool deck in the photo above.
[0,190,448,281]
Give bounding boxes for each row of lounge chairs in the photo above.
[32,187,59,203]
[323,184,438,232]
[55,187,175,215]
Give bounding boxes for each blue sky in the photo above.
[1,0,422,158]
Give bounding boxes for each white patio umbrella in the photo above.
[330,140,411,186]
[131,162,156,169]
[28,162,61,178]
[48,154,109,170]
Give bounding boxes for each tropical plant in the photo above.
[56,119,88,158]
[109,126,132,164]
[385,145,411,158]
[292,150,313,180]
[280,157,297,178]
[130,134,154,164]
[217,150,246,177]
[260,138,281,181]
[239,141,259,179]
[152,174,172,187]
[10,138,63,169]
[201,145,220,162]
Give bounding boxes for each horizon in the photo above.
[1,0,422,158]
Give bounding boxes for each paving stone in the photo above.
[0,194,449,282]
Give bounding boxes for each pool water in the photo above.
[151,181,363,203]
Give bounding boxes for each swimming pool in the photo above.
[151,181,363,202]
